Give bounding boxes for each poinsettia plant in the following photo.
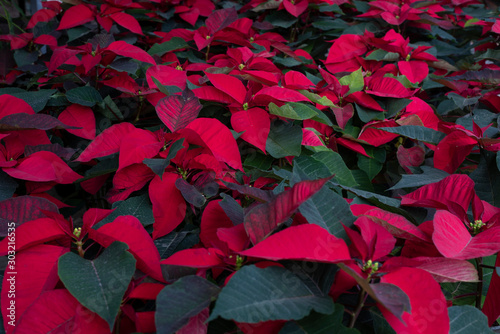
[1,0,500,332]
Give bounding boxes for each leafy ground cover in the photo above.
[1,0,500,332]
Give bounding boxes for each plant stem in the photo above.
[349,288,366,328]
[476,257,483,308]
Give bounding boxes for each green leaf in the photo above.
[144,138,185,179]
[448,92,480,110]
[357,154,383,180]
[389,166,449,190]
[94,194,154,229]
[155,275,220,334]
[66,86,103,107]
[355,104,385,123]
[370,307,396,334]
[365,49,400,62]
[377,126,446,145]
[265,11,297,28]
[102,96,124,121]
[339,67,364,96]
[148,37,189,56]
[497,151,500,172]
[269,102,318,120]
[299,186,356,240]
[58,242,136,330]
[293,151,358,188]
[448,305,494,334]
[0,170,18,201]
[471,151,500,206]
[209,265,335,322]
[383,98,412,118]
[0,88,56,113]
[336,184,401,208]
[266,120,303,158]
[244,152,274,170]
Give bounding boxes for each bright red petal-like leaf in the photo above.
[325,34,367,64]
[149,173,186,239]
[161,248,224,268]
[77,122,136,162]
[434,130,477,174]
[57,4,95,30]
[82,208,114,231]
[239,224,350,262]
[146,65,187,91]
[401,174,475,213]
[383,256,478,283]
[118,128,163,171]
[185,118,243,171]
[483,254,500,325]
[347,91,384,112]
[252,86,309,105]
[355,216,396,261]
[106,41,155,65]
[217,224,249,252]
[58,104,96,140]
[109,12,143,35]
[1,245,67,334]
[398,60,428,84]
[14,289,110,334]
[4,151,81,184]
[283,70,314,90]
[206,72,247,105]
[397,145,425,173]
[283,0,308,17]
[231,108,270,153]
[48,47,80,74]
[89,216,164,282]
[206,7,238,35]
[357,120,399,147]
[27,9,58,29]
[129,283,165,300]
[364,208,431,242]
[177,308,209,334]
[156,89,202,132]
[0,95,34,118]
[366,77,412,98]
[200,200,234,250]
[379,267,449,334]
[0,218,65,255]
[332,104,354,129]
[244,176,333,244]
[432,210,476,259]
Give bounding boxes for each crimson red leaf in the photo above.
[366,77,412,98]
[109,12,143,35]
[177,308,209,334]
[48,47,80,74]
[432,210,472,259]
[1,245,67,334]
[13,289,110,334]
[106,41,155,65]
[239,224,350,262]
[156,89,202,132]
[222,181,273,202]
[364,208,431,242]
[283,0,308,17]
[206,72,247,105]
[230,108,270,153]
[252,86,309,105]
[89,216,164,282]
[58,104,96,140]
[161,248,224,268]
[244,176,333,244]
[325,35,367,64]
[434,130,477,173]
[398,60,428,84]
[27,9,58,29]
[149,173,186,239]
[0,113,78,131]
[129,283,164,300]
[483,254,500,325]
[206,8,238,35]
[185,118,243,171]
[332,104,354,129]
[0,95,33,118]
[397,145,425,173]
[200,200,234,249]
[379,267,449,334]
[118,128,163,171]
[4,151,82,183]
[354,216,396,261]
[382,256,478,283]
[146,65,187,91]
[77,122,136,162]
[401,174,475,212]
[0,218,65,255]
[57,4,95,30]
[0,196,58,236]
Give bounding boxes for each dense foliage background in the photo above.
[1,0,500,333]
